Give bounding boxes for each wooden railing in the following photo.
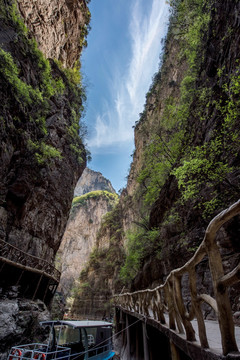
[114,200,240,356]
[0,239,61,282]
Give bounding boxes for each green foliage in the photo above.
[120,224,160,284]
[173,65,240,217]
[0,0,89,167]
[136,0,212,207]
[0,48,43,106]
[162,208,181,226]
[28,140,62,165]
[97,203,122,235]
[0,0,28,34]
[72,190,118,208]
[173,156,231,202]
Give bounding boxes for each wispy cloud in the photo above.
[88,0,170,151]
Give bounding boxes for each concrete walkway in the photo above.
[163,313,240,356]
[193,318,240,355]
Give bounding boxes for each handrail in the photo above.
[0,239,61,282]
[114,199,240,356]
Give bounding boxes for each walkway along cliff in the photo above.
[114,200,240,359]
[0,0,240,358]
[0,0,90,357]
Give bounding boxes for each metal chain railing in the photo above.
[0,239,61,282]
[114,200,240,356]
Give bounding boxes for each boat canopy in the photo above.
[40,320,113,328]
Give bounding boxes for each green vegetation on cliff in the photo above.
[68,203,125,318]
[136,0,212,207]
[0,0,89,166]
[70,190,118,220]
[120,225,160,283]
[120,0,240,285]
[135,0,240,215]
[72,190,118,208]
[61,0,240,309]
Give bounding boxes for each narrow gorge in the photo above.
[54,168,118,319]
[62,0,240,326]
[0,0,90,356]
[0,0,240,359]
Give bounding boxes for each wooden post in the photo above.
[189,269,209,348]
[206,240,238,354]
[165,283,176,330]
[170,341,180,360]
[142,322,149,360]
[174,275,196,341]
[16,270,24,285]
[126,314,131,359]
[32,273,43,300]
[43,278,51,302]
[204,200,240,355]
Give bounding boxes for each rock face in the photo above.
[53,169,118,319]
[57,191,118,298]
[0,0,89,356]
[0,287,50,360]
[74,168,115,197]
[0,0,89,264]
[68,199,124,319]
[18,0,90,68]
[68,0,240,324]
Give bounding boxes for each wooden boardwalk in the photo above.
[0,239,60,304]
[0,239,60,282]
[115,201,240,358]
[117,307,240,359]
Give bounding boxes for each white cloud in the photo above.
[88,0,170,151]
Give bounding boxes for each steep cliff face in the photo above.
[57,191,118,299]
[18,0,90,68]
[74,168,115,197]
[0,286,50,360]
[129,0,240,292]
[69,201,124,319]
[0,0,90,355]
[0,0,89,264]
[69,0,240,322]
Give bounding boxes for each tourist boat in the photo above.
[7,320,115,360]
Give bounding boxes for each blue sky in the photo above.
[81,0,170,192]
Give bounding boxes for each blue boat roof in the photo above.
[41,320,113,328]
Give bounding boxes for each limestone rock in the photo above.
[18,0,90,68]
[0,287,50,360]
[74,168,115,197]
[57,193,118,298]
[0,0,89,357]
[0,1,87,264]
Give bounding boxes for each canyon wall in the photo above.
[18,0,90,68]
[0,0,90,356]
[0,0,89,265]
[69,0,240,322]
[74,168,115,196]
[53,170,118,318]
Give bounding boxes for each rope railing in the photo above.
[0,239,61,282]
[114,199,240,356]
